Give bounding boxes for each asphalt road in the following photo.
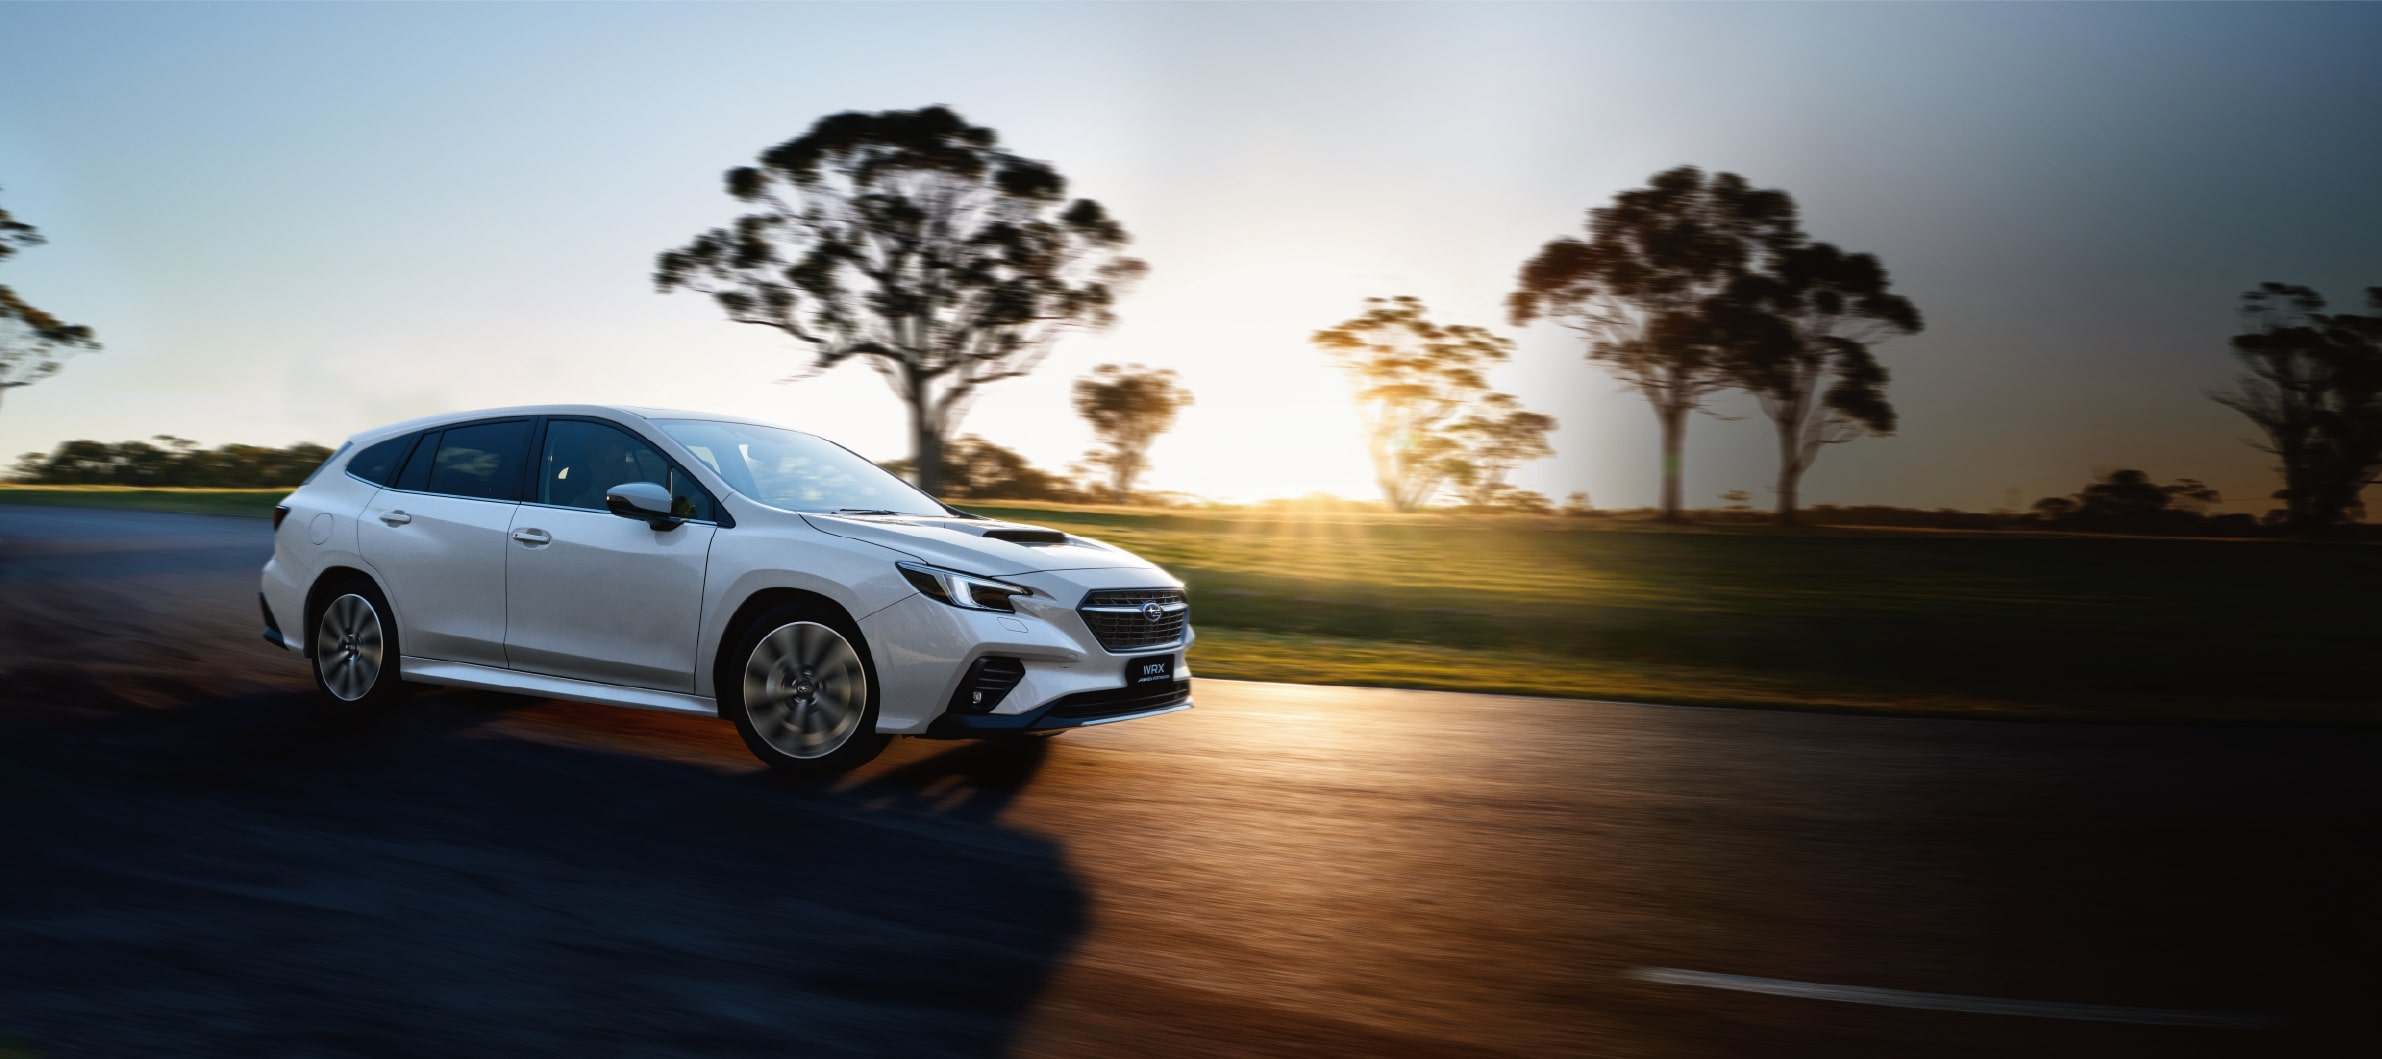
[1,504,2376,1057]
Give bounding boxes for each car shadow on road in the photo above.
[0,680,1085,1058]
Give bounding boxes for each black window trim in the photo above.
[519,415,735,529]
[345,431,425,489]
[367,416,540,504]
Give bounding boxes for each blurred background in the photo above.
[3,3,2380,1057]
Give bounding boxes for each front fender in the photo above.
[695,531,919,699]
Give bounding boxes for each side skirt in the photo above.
[399,657,719,717]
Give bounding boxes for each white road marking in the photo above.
[1623,967,2273,1029]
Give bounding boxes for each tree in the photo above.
[2210,283,2382,533]
[1312,296,1532,511]
[1723,242,1921,524]
[9,437,333,487]
[1510,166,1798,521]
[877,435,1080,503]
[654,106,1144,496]
[1443,393,1557,508]
[2027,469,2229,534]
[0,189,101,414]
[1071,363,1194,501]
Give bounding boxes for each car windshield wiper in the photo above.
[829,508,902,516]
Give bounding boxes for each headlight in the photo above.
[897,561,1031,613]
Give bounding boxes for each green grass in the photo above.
[964,502,2382,724]
[7,489,2374,722]
[0,485,285,518]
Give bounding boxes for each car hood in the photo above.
[798,512,1160,576]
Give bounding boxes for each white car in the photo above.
[259,405,1192,773]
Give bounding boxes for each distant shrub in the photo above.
[10,437,336,488]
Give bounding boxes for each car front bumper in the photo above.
[855,567,1196,735]
[921,678,1192,737]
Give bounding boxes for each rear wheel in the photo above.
[725,603,889,775]
[310,579,406,708]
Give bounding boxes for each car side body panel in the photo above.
[504,504,718,692]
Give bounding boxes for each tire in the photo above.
[309,578,408,708]
[724,602,889,776]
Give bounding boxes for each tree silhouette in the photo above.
[2210,283,2382,533]
[654,106,1144,496]
[0,190,101,415]
[1724,242,1921,524]
[1444,393,1557,509]
[1510,166,1797,522]
[10,437,333,487]
[2027,469,2229,535]
[877,435,1081,503]
[1071,363,1193,502]
[1313,296,1529,512]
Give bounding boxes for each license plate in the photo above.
[1127,654,1176,685]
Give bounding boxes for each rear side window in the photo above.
[394,431,440,491]
[346,435,414,486]
[302,442,353,486]
[421,420,533,500]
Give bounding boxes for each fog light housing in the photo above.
[950,656,1026,714]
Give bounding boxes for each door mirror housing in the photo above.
[605,482,683,530]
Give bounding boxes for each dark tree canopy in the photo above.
[875,435,1081,503]
[10,436,334,488]
[1509,165,1798,521]
[1071,363,1193,501]
[2211,282,2382,533]
[1313,295,1551,512]
[1724,241,1922,523]
[2028,469,2235,535]
[0,190,101,413]
[654,105,1144,496]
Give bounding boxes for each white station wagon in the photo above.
[260,405,1193,773]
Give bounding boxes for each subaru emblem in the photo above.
[1141,601,1164,623]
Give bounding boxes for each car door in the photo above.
[503,417,719,692]
[356,419,533,669]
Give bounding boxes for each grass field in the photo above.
[962,502,2382,724]
[0,485,288,518]
[7,487,2374,723]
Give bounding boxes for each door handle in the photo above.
[511,528,551,545]
[379,511,412,525]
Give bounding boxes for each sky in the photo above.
[2,2,2378,512]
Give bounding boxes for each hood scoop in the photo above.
[979,527,1069,545]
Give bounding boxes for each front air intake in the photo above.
[951,656,1026,713]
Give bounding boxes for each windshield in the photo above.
[652,419,947,516]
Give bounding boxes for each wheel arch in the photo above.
[303,565,389,660]
[710,587,884,720]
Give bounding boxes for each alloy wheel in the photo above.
[742,621,868,759]
[315,592,385,701]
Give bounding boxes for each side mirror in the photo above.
[605,482,683,530]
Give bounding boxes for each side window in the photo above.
[422,420,533,501]
[394,431,440,491]
[538,420,716,521]
[347,434,414,486]
[304,442,353,486]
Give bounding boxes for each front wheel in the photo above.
[725,603,889,775]
[310,580,407,708]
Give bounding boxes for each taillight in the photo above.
[273,505,291,531]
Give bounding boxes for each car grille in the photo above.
[1077,588,1189,652]
[1048,680,1191,720]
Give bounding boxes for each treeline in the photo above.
[9,436,335,488]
